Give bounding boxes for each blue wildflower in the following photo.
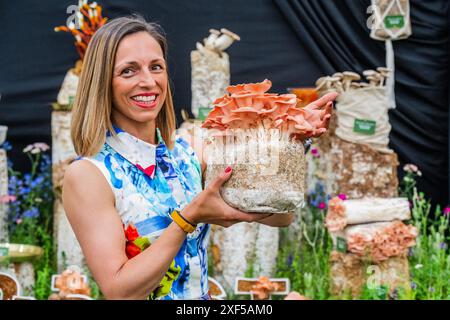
[23,207,39,218]
[19,187,31,195]
[30,176,44,188]
[0,141,12,151]
[410,282,417,290]
[287,254,293,266]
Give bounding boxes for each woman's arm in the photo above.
[63,160,270,299]
[257,212,294,227]
[63,160,188,300]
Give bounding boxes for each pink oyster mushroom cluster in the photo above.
[325,197,347,232]
[202,79,333,141]
[347,221,418,263]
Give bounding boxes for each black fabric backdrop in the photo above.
[0,0,448,208]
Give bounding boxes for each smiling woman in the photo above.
[71,16,176,155]
[62,15,296,300]
[111,32,168,142]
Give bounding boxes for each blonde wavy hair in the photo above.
[71,15,176,156]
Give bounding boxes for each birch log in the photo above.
[191,49,230,118]
[0,139,8,243]
[210,223,279,293]
[330,251,410,298]
[325,197,410,230]
[52,111,84,272]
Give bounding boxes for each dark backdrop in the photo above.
[0,0,448,208]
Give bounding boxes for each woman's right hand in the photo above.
[182,166,272,227]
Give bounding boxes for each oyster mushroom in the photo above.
[366,75,379,87]
[377,67,392,87]
[196,42,208,54]
[358,82,370,88]
[204,28,221,50]
[333,72,344,80]
[181,109,192,122]
[332,73,344,92]
[342,72,361,91]
[350,82,362,90]
[363,70,377,77]
[328,76,343,93]
[214,28,241,51]
[363,70,380,86]
[315,77,328,92]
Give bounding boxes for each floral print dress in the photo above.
[83,127,210,300]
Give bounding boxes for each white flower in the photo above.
[414,264,423,269]
[403,164,419,173]
[24,142,50,154]
[23,145,33,153]
[33,143,50,151]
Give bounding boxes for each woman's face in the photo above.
[111,31,168,129]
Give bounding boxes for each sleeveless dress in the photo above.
[82,126,210,300]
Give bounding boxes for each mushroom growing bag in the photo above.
[203,79,332,214]
[370,0,411,41]
[335,87,391,153]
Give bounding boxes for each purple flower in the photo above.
[287,254,293,266]
[428,287,435,293]
[311,148,320,158]
[439,242,448,250]
[443,207,450,216]
[318,202,326,210]
[410,282,417,290]
[338,194,347,201]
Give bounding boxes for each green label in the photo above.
[353,119,376,135]
[384,15,405,29]
[0,247,8,257]
[68,96,75,106]
[336,237,347,253]
[198,107,212,121]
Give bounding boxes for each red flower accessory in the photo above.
[124,223,142,259]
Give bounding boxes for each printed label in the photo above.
[198,107,212,121]
[336,237,347,253]
[0,247,8,257]
[353,119,376,135]
[385,15,405,29]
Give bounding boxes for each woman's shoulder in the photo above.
[64,158,106,187]
[63,158,115,203]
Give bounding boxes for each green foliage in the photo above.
[6,144,56,299]
[275,164,450,300]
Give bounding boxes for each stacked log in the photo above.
[315,70,415,298]
[326,197,416,297]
